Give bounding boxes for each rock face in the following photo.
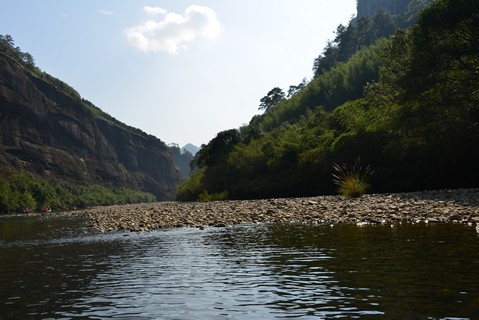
[0,53,180,200]
[357,0,412,18]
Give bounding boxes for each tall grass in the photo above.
[332,158,374,198]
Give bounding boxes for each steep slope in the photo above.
[0,52,180,200]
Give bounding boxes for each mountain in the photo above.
[0,43,180,201]
[182,143,200,156]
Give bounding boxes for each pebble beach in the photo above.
[66,188,479,232]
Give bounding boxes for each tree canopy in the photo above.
[259,87,286,111]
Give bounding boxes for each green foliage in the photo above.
[0,34,36,70]
[259,87,286,111]
[312,7,417,77]
[331,99,372,134]
[194,129,241,168]
[332,159,374,197]
[176,169,205,201]
[360,0,479,191]
[0,172,155,214]
[253,41,385,135]
[41,72,81,99]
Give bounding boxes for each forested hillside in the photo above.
[177,0,479,201]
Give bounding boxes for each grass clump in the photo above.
[332,158,374,198]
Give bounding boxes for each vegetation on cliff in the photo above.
[0,34,81,100]
[0,171,155,214]
[177,0,479,201]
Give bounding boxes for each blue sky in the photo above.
[1,1,357,147]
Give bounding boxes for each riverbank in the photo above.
[54,188,479,232]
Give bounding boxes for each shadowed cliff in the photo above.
[357,0,412,18]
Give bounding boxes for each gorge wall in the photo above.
[357,0,412,18]
[0,53,180,200]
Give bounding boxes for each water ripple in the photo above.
[1,221,479,319]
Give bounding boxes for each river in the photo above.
[1,215,479,319]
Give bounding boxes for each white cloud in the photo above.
[142,6,168,16]
[125,5,221,54]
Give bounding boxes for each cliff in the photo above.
[0,53,180,200]
[357,0,412,18]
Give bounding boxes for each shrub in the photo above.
[197,190,229,202]
[176,169,205,201]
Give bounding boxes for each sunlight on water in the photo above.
[1,216,479,319]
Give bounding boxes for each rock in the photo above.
[213,223,226,228]
[449,214,461,221]
[43,188,479,232]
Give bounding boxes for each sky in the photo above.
[0,0,357,147]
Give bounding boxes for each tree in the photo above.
[371,9,396,40]
[404,0,479,102]
[404,0,434,26]
[0,34,15,49]
[377,0,479,142]
[333,24,347,44]
[356,17,372,49]
[287,78,307,98]
[0,34,36,70]
[193,129,241,168]
[20,52,35,69]
[259,87,286,111]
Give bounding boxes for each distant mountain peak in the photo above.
[182,143,200,156]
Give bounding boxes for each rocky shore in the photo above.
[65,188,479,232]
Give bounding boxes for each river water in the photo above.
[1,216,479,319]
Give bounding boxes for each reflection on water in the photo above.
[1,216,479,319]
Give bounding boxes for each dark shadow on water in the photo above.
[203,223,479,319]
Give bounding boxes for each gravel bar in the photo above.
[58,188,479,232]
